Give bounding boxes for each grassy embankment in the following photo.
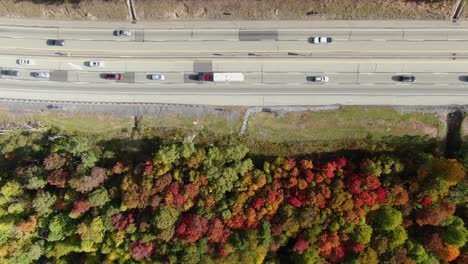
[0,107,448,157]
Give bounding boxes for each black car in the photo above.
[48,39,65,46]
[396,75,416,82]
[1,70,19,76]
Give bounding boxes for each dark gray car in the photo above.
[1,70,19,76]
[396,75,416,82]
[48,39,65,46]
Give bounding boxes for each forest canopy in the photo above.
[0,131,466,263]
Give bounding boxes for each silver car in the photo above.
[149,74,165,81]
[115,30,131,36]
[17,59,32,65]
[32,72,50,78]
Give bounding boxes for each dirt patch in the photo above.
[135,0,455,20]
[0,0,129,20]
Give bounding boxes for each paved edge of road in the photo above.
[1,18,468,29]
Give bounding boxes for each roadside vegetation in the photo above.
[0,0,457,20]
[0,126,466,263]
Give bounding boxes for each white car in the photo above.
[307,76,329,83]
[17,59,32,65]
[87,61,104,68]
[149,74,165,81]
[32,72,50,78]
[309,37,333,44]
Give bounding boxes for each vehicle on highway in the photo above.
[1,70,19,76]
[48,39,65,46]
[87,61,105,68]
[196,72,244,82]
[395,75,416,82]
[149,74,165,81]
[307,76,329,83]
[309,37,333,44]
[32,72,50,79]
[104,73,122,80]
[114,30,131,36]
[17,59,32,65]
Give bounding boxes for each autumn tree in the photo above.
[371,207,402,231]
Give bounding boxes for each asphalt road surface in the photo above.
[0,19,467,106]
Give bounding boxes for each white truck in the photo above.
[197,72,244,82]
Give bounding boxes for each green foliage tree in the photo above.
[47,214,74,242]
[352,224,373,244]
[87,188,110,208]
[406,240,430,264]
[387,226,408,250]
[32,191,56,217]
[441,216,467,247]
[77,216,106,243]
[155,144,181,165]
[0,181,23,198]
[22,166,47,190]
[258,220,272,247]
[154,205,180,230]
[371,207,402,231]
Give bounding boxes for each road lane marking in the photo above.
[3,46,468,54]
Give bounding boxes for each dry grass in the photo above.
[246,107,443,143]
[135,0,455,20]
[0,108,134,138]
[0,0,128,20]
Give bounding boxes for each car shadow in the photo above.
[99,73,109,79]
[391,76,402,82]
[458,76,468,82]
[306,76,315,82]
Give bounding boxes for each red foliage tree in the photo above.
[207,217,232,244]
[425,233,443,252]
[131,240,155,260]
[225,215,246,229]
[292,237,310,255]
[323,161,338,179]
[416,201,456,226]
[375,187,387,203]
[420,196,432,206]
[176,214,209,243]
[47,169,68,188]
[252,198,265,210]
[154,174,172,193]
[318,232,342,260]
[303,170,315,183]
[112,161,128,174]
[55,199,68,210]
[143,160,153,175]
[346,174,363,195]
[111,212,135,231]
[71,197,90,216]
[288,197,303,208]
[365,176,381,190]
[184,183,199,199]
[168,182,179,195]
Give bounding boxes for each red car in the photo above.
[105,73,122,80]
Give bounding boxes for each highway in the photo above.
[0,19,467,106]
